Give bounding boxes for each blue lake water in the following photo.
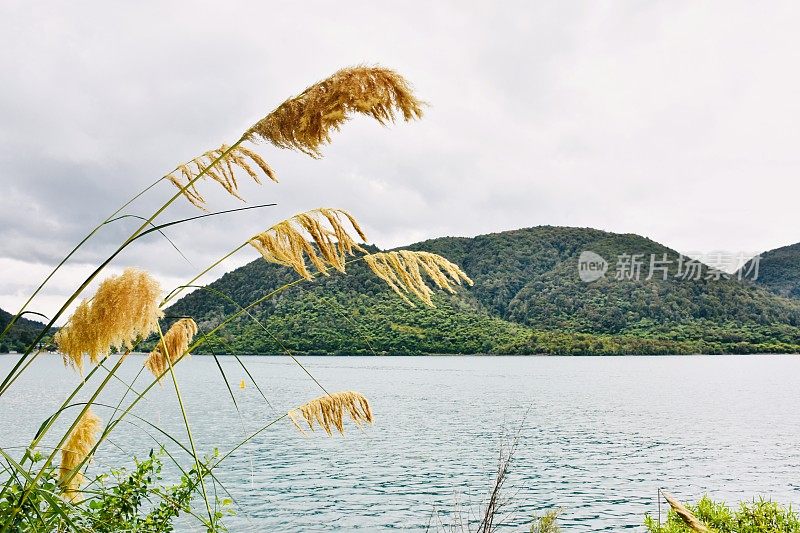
[1,354,799,531]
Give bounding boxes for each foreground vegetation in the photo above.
[0,450,227,532]
[645,495,800,532]
[516,496,800,532]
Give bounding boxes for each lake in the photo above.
[1,354,799,531]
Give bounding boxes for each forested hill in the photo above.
[745,242,800,299]
[165,226,800,355]
[0,308,53,353]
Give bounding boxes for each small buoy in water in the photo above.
[239,379,246,389]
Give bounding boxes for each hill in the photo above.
[0,308,54,353]
[164,226,800,355]
[744,242,800,299]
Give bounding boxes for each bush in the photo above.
[644,495,800,532]
[530,509,561,533]
[0,449,230,532]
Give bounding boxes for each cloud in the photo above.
[2,1,800,320]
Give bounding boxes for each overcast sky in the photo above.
[3,1,800,322]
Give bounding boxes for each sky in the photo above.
[2,1,800,322]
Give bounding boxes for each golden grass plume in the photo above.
[166,144,277,209]
[59,408,102,501]
[662,492,710,533]
[248,208,367,280]
[245,66,424,157]
[55,268,163,373]
[288,391,373,436]
[364,250,473,307]
[144,318,199,379]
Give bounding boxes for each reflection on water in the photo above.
[1,354,799,531]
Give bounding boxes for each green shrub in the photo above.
[645,495,800,532]
[530,509,561,533]
[0,449,229,532]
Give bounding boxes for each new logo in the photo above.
[578,251,608,283]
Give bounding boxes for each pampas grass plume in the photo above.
[144,318,198,379]
[288,391,373,436]
[167,66,422,208]
[166,144,277,209]
[246,66,424,157]
[59,408,102,500]
[249,208,367,280]
[364,250,473,307]
[55,268,163,373]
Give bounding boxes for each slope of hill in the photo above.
[0,308,54,353]
[164,226,800,355]
[409,227,800,331]
[745,242,800,299]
